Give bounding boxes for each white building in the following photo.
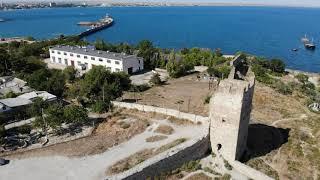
[49,45,144,74]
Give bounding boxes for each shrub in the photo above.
[149,73,162,86]
[207,65,231,79]
[63,105,88,124]
[273,81,293,95]
[295,73,309,84]
[91,100,111,113]
[269,59,285,73]
[120,122,130,129]
[224,159,233,170]
[15,125,32,134]
[204,95,211,104]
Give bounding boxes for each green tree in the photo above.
[27,97,48,117]
[0,48,9,76]
[137,40,156,69]
[91,100,111,113]
[43,103,64,129]
[63,66,77,83]
[63,105,88,124]
[269,59,285,73]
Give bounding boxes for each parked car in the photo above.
[0,158,9,166]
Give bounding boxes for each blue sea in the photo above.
[0,6,320,72]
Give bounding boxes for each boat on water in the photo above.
[78,14,114,38]
[0,18,5,22]
[301,34,316,50]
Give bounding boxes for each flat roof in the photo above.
[0,98,32,108]
[50,45,140,61]
[18,91,57,101]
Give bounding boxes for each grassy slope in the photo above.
[248,82,320,180]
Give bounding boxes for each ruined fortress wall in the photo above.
[107,134,210,180]
[235,76,255,159]
[112,101,209,124]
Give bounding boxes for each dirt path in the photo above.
[0,118,207,180]
[271,114,307,126]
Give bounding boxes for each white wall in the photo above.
[122,56,144,74]
[49,48,142,73]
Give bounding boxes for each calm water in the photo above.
[0,6,320,72]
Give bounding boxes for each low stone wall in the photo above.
[112,101,209,124]
[106,133,210,180]
[229,160,274,180]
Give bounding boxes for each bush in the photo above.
[207,65,231,79]
[63,66,77,82]
[63,105,88,124]
[204,95,211,104]
[224,159,233,170]
[273,81,293,95]
[295,73,309,84]
[91,100,111,113]
[149,73,162,86]
[269,59,285,73]
[4,91,18,98]
[15,125,32,134]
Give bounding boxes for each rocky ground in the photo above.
[247,82,320,180]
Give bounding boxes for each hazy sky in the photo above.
[3,0,320,7]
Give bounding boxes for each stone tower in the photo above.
[209,55,255,161]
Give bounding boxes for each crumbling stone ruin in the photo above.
[210,55,255,161]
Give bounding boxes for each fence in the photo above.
[112,101,209,124]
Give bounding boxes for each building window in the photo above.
[57,51,61,54]
[138,60,140,64]
[58,58,62,63]
[115,61,120,65]
[115,68,120,72]
[51,50,55,53]
[84,56,88,59]
[77,61,81,65]
[70,53,73,57]
[64,59,68,65]
[99,58,103,62]
[52,56,56,63]
[91,57,95,60]
[107,60,111,63]
[64,52,67,55]
[77,55,81,58]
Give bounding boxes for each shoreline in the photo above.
[1,4,320,10]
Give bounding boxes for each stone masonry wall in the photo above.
[112,101,209,124]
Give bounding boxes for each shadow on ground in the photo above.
[243,123,290,162]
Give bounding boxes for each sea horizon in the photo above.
[0,6,320,72]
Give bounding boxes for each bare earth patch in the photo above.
[3,110,150,159]
[123,73,215,116]
[145,135,168,142]
[185,172,212,180]
[167,116,196,126]
[154,124,175,135]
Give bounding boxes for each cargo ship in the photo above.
[78,14,114,38]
